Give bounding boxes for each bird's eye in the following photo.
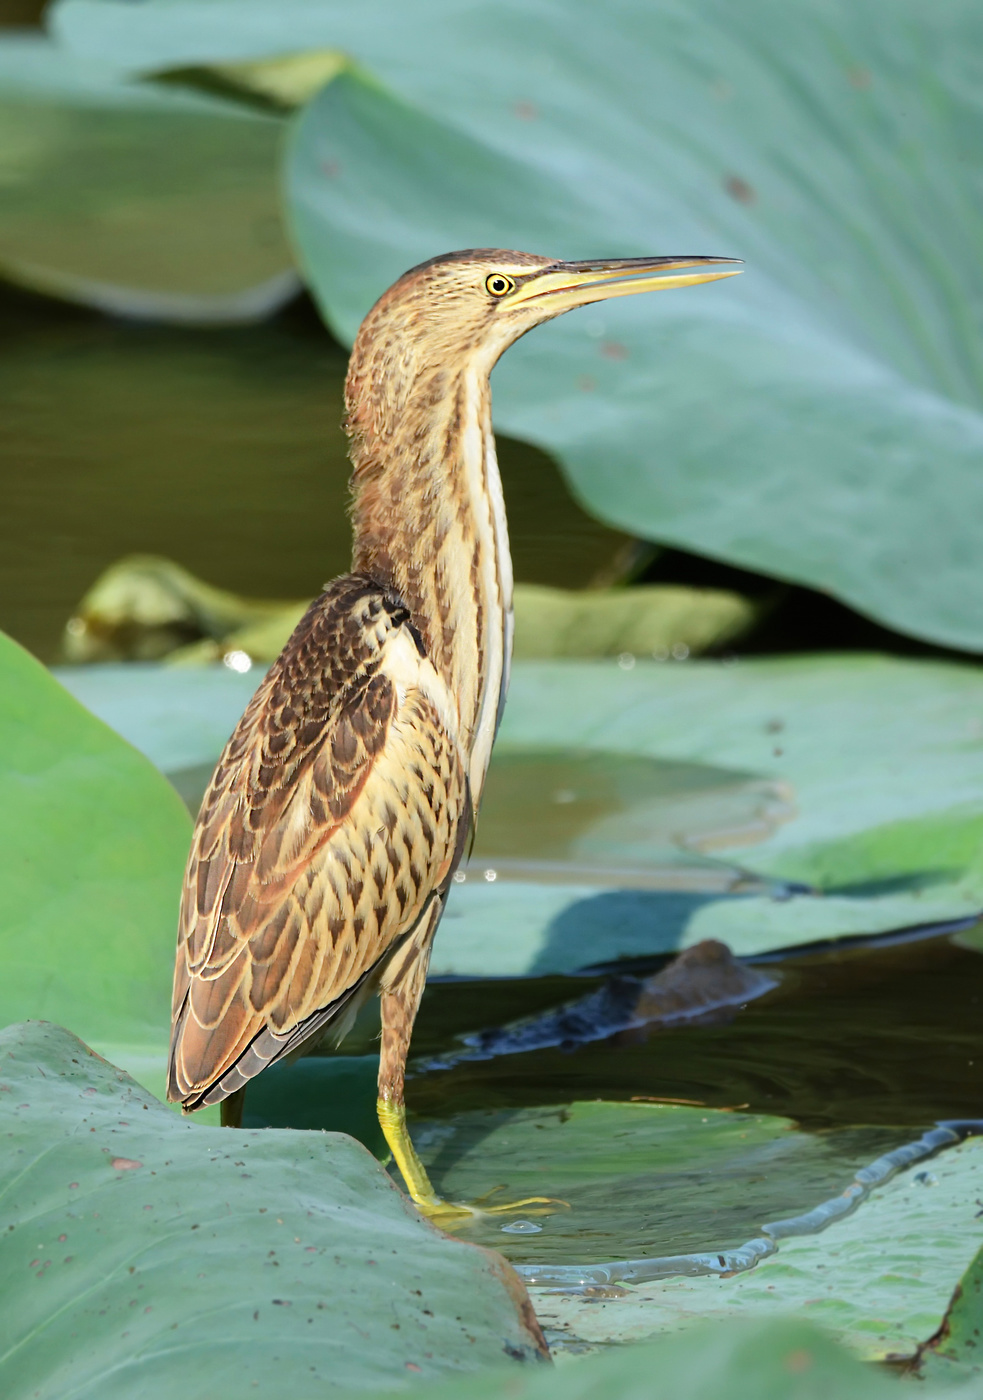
[485,273,515,297]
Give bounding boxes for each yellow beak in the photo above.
[509,255,742,312]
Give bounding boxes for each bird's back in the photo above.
[167,573,468,1109]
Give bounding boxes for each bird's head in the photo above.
[351,248,741,378]
[344,248,741,456]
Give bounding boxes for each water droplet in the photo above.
[483,869,497,883]
[500,1220,542,1234]
[223,650,253,674]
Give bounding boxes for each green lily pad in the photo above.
[0,631,189,1081]
[55,1,983,649]
[54,652,983,978]
[0,1020,548,1399]
[513,585,754,661]
[60,553,753,666]
[333,1318,919,1400]
[529,1132,983,1360]
[0,33,295,320]
[915,1245,983,1384]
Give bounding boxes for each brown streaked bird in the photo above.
[167,248,742,1219]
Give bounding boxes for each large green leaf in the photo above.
[56,652,983,977]
[0,1021,547,1399]
[0,33,295,320]
[333,1319,950,1400]
[49,0,983,649]
[0,633,189,1082]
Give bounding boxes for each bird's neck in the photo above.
[346,358,513,805]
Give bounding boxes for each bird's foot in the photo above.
[377,1096,567,1227]
[410,1185,568,1227]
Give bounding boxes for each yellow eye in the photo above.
[485,273,515,297]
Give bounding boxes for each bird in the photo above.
[166,248,741,1220]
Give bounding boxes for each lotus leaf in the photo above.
[55,652,983,977]
[329,1319,936,1400]
[59,555,754,665]
[0,32,295,319]
[0,631,188,1071]
[915,1245,983,1384]
[531,1133,983,1359]
[48,0,983,649]
[0,1021,547,1399]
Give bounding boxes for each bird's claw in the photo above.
[413,1187,569,1227]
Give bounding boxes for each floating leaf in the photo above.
[915,1244,983,1384]
[62,554,754,665]
[203,50,348,109]
[55,652,983,976]
[0,631,189,1088]
[512,585,755,660]
[0,33,296,320]
[62,554,311,664]
[0,1021,547,1400]
[332,1318,912,1400]
[522,1131,983,1360]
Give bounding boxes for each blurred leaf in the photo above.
[0,631,189,1082]
[512,584,755,660]
[54,660,262,774]
[62,554,311,664]
[954,923,983,955]
[50,0,983,648]
[207,49,348,108]
[0,33,296,319]
[62,555,755,664]
[0,1021,547,1400]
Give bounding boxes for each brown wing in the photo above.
[167,574,467,1108]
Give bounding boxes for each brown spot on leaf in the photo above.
[784,1349,814,1374]
[601,341,628,360]
[725,175,756,205]
[111,1158,143,1171]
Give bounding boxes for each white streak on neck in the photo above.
[460,367,513,806]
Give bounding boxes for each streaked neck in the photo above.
[347,360,513,805]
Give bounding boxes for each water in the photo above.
[241,927,982,1265]
[0,283,627,661]
[407,931,982,1134]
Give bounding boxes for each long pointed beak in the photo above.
[509,255,742,312]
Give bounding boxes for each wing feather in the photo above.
[168,576,466,1107]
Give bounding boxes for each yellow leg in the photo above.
[377,905,565,1223]
[377,1097,564,1223]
